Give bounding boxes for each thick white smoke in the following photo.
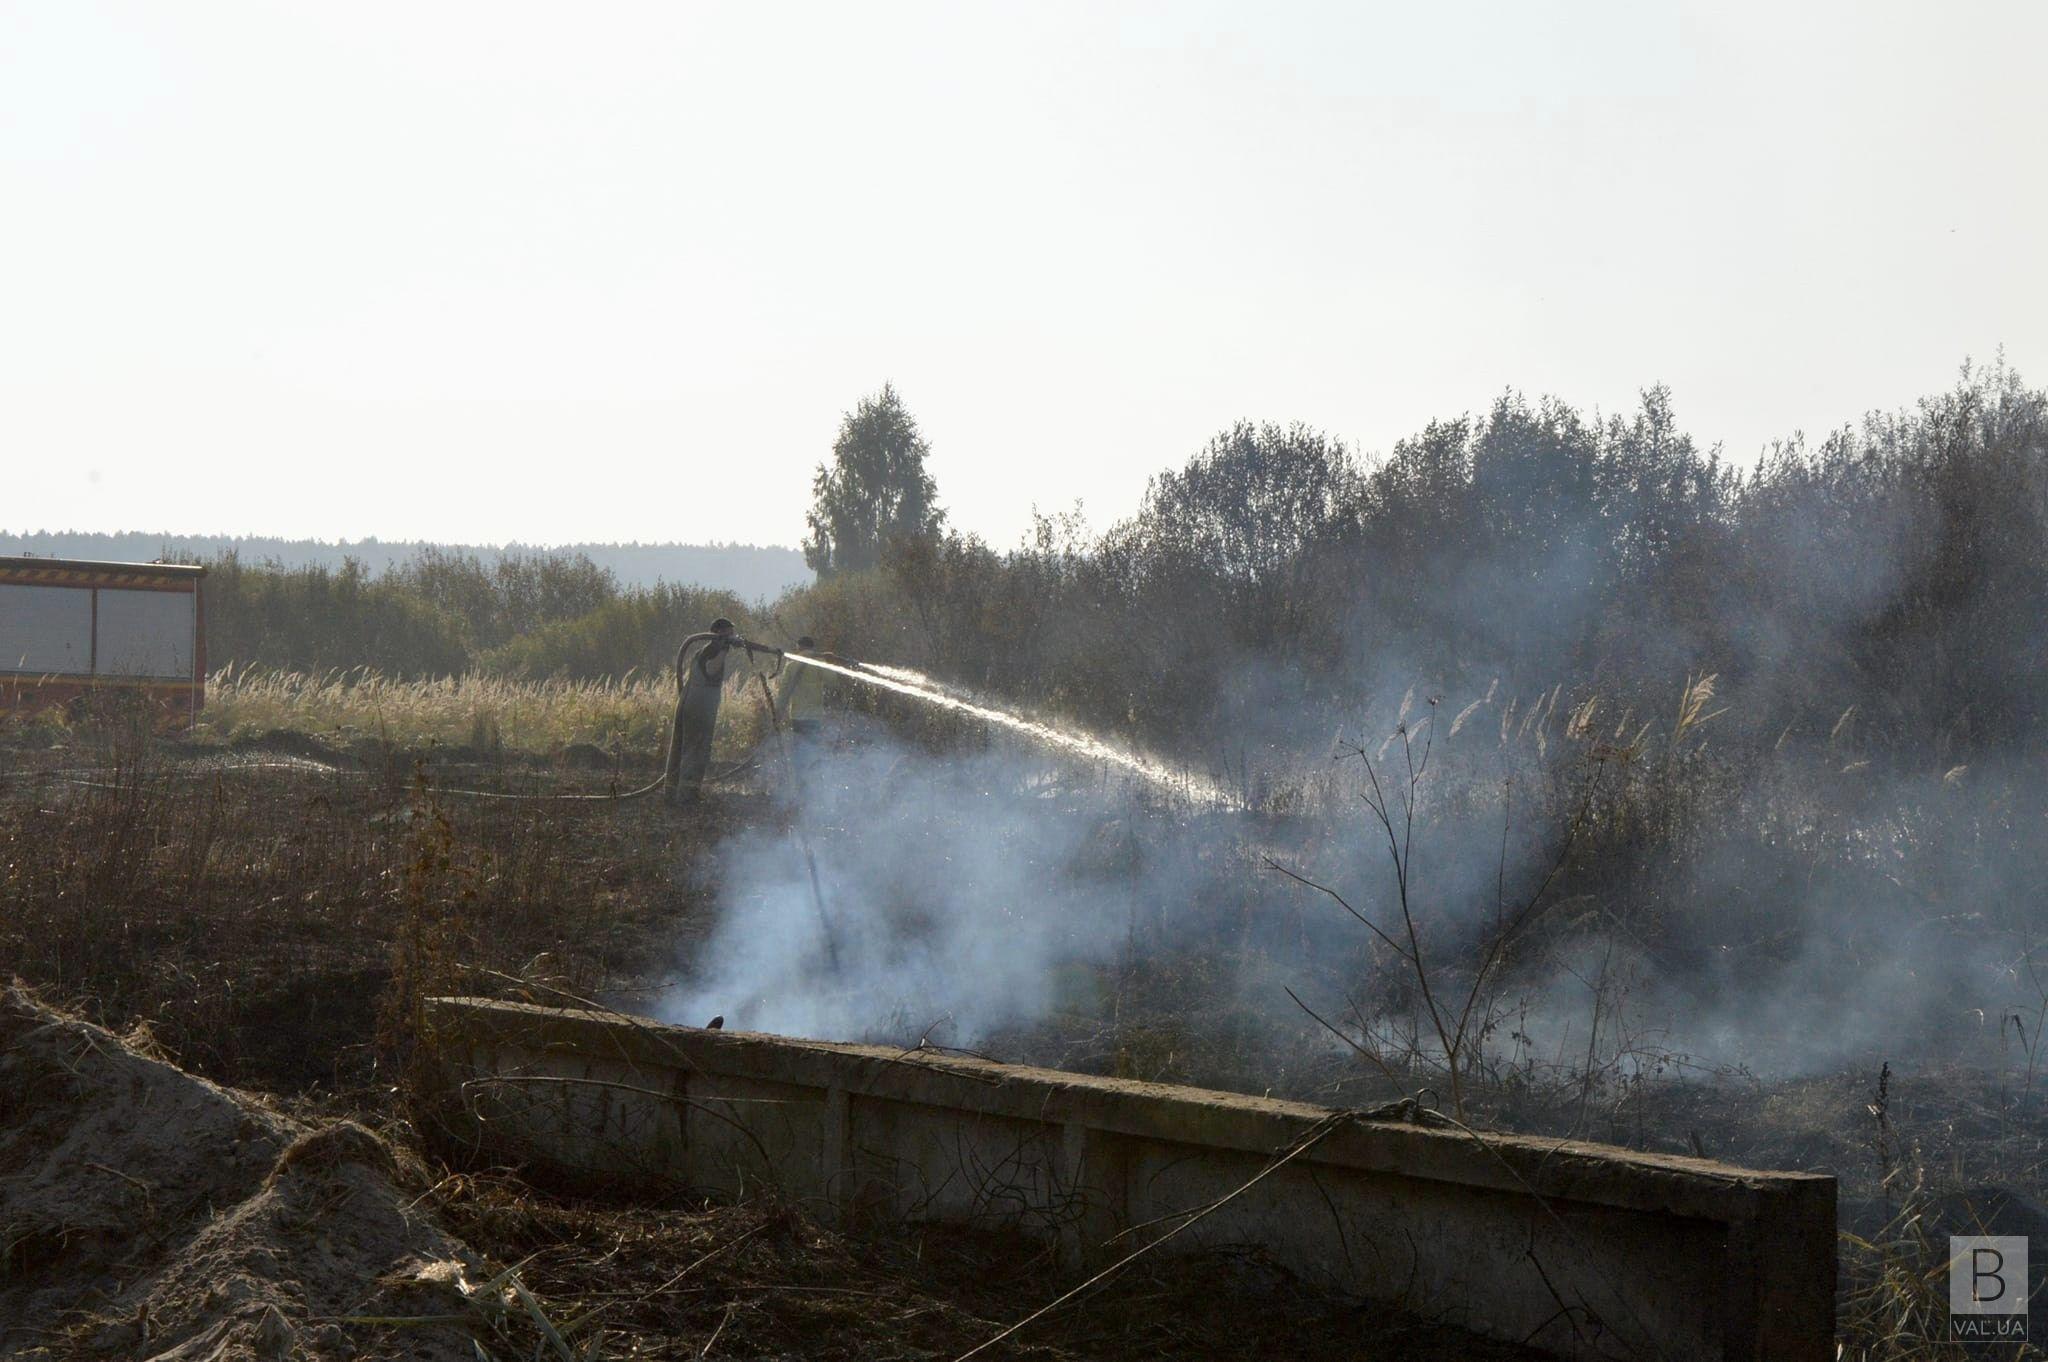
[658,727,1218,1045]
[660,648,2046,1096]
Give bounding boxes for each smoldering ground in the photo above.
[658,722,1248,1045]
[664,368,2047,1106]
[657,665,2048,1120]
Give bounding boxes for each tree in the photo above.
[804,383,945,575]
[1136,421,1356,588]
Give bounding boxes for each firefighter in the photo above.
[665,618,741,805]
[777,635,857,761]
[773,636,827,730]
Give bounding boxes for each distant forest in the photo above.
[0,532,811,603]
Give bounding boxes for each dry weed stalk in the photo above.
[1273,699,1610,1122]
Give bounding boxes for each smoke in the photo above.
[655,662,2048,1111]
[663,372,2047,1103]
[654,656,1244,1045]
[1614,754,2048,1075]
[658,721,1225,1045]
[659,642,2048,1089]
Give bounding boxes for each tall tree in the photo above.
[804,383,945,575]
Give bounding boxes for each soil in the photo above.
[0,986,479,1360]
[1,986,1544,1360]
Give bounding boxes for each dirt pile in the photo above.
[0,985,479,1360]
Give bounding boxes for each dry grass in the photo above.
[0,739,736,1092]
[0,743,1545,1359]
[423,1168,1550,1361]
[198,664,670,752]
[196,664,772,757]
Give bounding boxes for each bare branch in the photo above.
[1261,857,1409,959]
[1285,986,1403,1088]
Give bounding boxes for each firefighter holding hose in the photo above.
[665,618,778,805]
[665,621,852,806]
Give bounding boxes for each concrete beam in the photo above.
[423,997,1834,1361]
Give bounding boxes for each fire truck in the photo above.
[0,556,208,724]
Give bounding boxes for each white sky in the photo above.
[4,1,2043,550]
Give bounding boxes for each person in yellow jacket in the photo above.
[774,636,852,775]
[774,636,826,728]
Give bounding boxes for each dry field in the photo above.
[198,664,685,754]
[0,709,1552,1360]
[4,686,2044,1359]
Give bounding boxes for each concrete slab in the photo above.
[423,997,1834,1360]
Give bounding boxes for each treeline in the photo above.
[5,532,811,600]
[190,362,2045,772]
[798,362,2047,768]
[202,548,761,681]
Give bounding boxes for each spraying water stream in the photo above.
[779,652,1232,806]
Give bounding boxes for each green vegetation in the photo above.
[2,531,810,600]
[802,382,946,576]
[199,551,759,681]
[791,361,2046,776]
[164,359,2042,784]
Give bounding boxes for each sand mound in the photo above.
[0,986,479,1360]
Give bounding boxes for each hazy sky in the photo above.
[5,2,2043,550]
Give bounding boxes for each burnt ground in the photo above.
[5,727,2045,1357]
[1,733,1558,1360]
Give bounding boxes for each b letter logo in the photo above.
[1951,1236,2029,1341]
